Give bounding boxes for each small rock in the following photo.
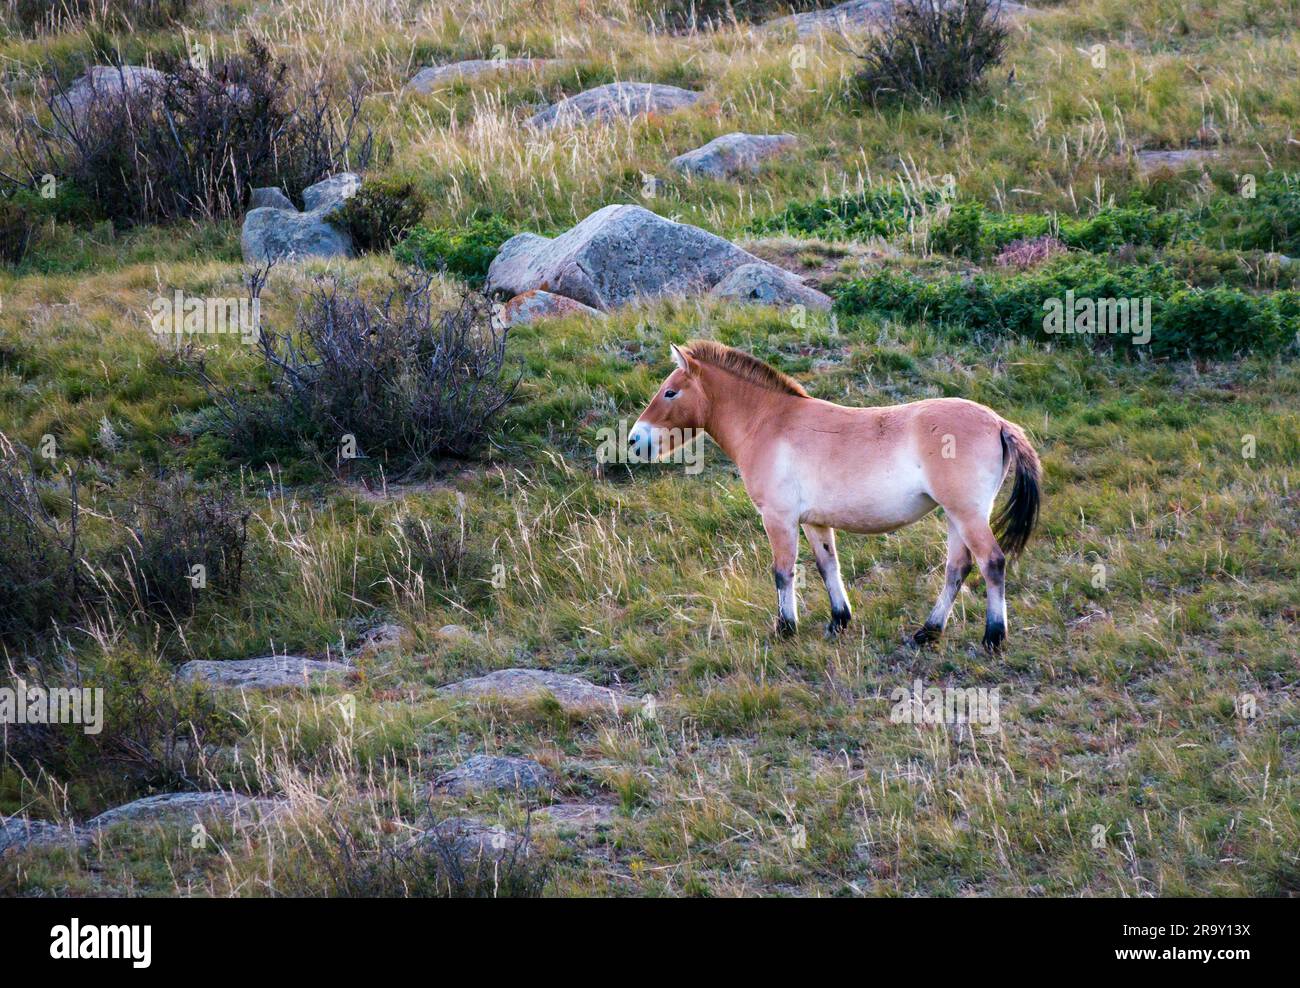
[86,792,287,830]
[436,668,639,716]
[0,815,91,856]
[531,802,616,834]
[434,755,554,795]
[498,289,605,327]
[355,622,405,658]
[405,59,557,93]
[435,624,474,642]
[176,655,351,689]
[418,817,522,863]
[1134,148,1223,176]
[301,172,362,217]
[710,262,833,311]
[671,133,797,179]
[528,82,703,131]
[248,186,296,211]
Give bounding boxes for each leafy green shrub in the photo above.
[930,202,1187,259]
[1156,288,1290,360]
[1194,171,1300,255]
[336,177,428,254]
[852,0,1008,105]
[394,214,517,286]
[834,254,1297,359]
[749,183,949,240]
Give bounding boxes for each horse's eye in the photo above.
[664,389,678,399]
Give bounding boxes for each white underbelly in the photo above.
[798,457,936,534]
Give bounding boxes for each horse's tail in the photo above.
[992,420,1042,559]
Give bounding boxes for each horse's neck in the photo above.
[701,368,794,470]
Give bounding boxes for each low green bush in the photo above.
[394,213,517,286]
[834,254,1297,359]
[335,177,428,254]
[749,184,949,240]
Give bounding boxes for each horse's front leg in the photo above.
[803,523,851,636]
[761,511,800,637]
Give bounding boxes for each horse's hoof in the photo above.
[982,623,1006,653]
[775,617,797,638]
[911,624,942,646]
[825,610,852,637]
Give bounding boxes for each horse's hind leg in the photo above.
[803,523,851,636]
[762,511,800,637]
[950,513,1008,652]
[912,518,972,645]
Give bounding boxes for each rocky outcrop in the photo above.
[86,792,287,830]
[767,0,1040,37]
[710,262,832,310]
[671,133,798,179]
[0,815,91,856]
[528,82,703,131]
[406,59,558,93]
[240,173,361,263]
[418,817,521,862]
[486,204,806,311]
[436,668,639,715]
[497,289,605,327]
[177,655,351,689]
[433,755,555,795]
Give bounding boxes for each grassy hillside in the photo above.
[1,0,1297,896]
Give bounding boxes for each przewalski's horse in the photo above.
[628,341,1042,651]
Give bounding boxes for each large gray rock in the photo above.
[54,65,164,121]
[241,173,361,262]
[486,204,800,311]
[672,133,797,179]
[301,172,362,217]
[767,0,1039,36]
[406,59,557,93]
[87,792,286,830]
[710,262,833,311]
[437,668,639,716]
[177,655,351,689]
[240,209,353,263]
[528,82,703,131]
[497,289,605,327]
[433,755,555,795]
[0,815,91,856]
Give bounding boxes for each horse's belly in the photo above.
[801,473,937,534]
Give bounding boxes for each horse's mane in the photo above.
[683,340,808,398]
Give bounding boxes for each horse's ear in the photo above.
[670,344,694,374]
